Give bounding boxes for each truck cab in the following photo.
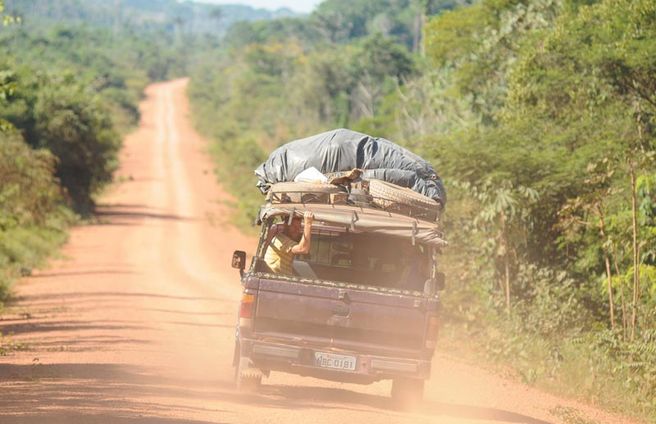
[231,191,446,405]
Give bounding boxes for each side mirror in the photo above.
[423,272,446,295]
[232,250,246,276]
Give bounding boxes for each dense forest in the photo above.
[188,0,656,419]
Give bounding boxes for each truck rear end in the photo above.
[231,203,445,403]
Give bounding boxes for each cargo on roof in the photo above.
[254,128,447,207]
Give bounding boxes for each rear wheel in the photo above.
[234,351,263,393]
[391,378,424,409]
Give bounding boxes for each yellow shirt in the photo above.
[264,233,296,275]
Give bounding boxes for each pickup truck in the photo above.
[230,195,446,405]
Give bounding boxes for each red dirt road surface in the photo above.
[0,80,638,424]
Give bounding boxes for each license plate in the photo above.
[314,352,357,371]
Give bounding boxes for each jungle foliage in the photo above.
[189,0,656,418]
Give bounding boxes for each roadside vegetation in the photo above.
[0,1,193,308]
[0,25,159,307]
[0,36,160,307]
[189,0,656,419]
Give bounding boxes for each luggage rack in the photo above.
[266,186,440,222]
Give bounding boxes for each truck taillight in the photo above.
[239,293,256,319]
[425,316,440,349]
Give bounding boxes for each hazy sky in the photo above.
[193,0,323,13]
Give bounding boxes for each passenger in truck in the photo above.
[399,244,428,291]
[263,211,314,275]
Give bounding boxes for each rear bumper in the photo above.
[240,337,431,383]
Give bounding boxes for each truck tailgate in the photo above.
[253,277,429,351]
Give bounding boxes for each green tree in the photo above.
[507,0,656,338]
[557,158,621,330]
[0,132,62,228]
[33,78,120,213]
[464,180,539,313]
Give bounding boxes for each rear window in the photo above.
[296,230,430,290]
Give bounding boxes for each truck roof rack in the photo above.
[266,181,441,223]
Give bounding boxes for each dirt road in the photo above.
[0,80,636,424]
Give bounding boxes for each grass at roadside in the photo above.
[0,215,72,310]
[438,317,654,423]
[550,406,602,424]
[0,331,28,356]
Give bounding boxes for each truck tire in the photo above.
[234,352,263,393]
[368,179,438,221]
[391,377,424,409]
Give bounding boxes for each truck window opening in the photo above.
[259,220,430,291]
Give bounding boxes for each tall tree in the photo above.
[463,180,539,313]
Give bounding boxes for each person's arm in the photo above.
[291,212,314,254]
